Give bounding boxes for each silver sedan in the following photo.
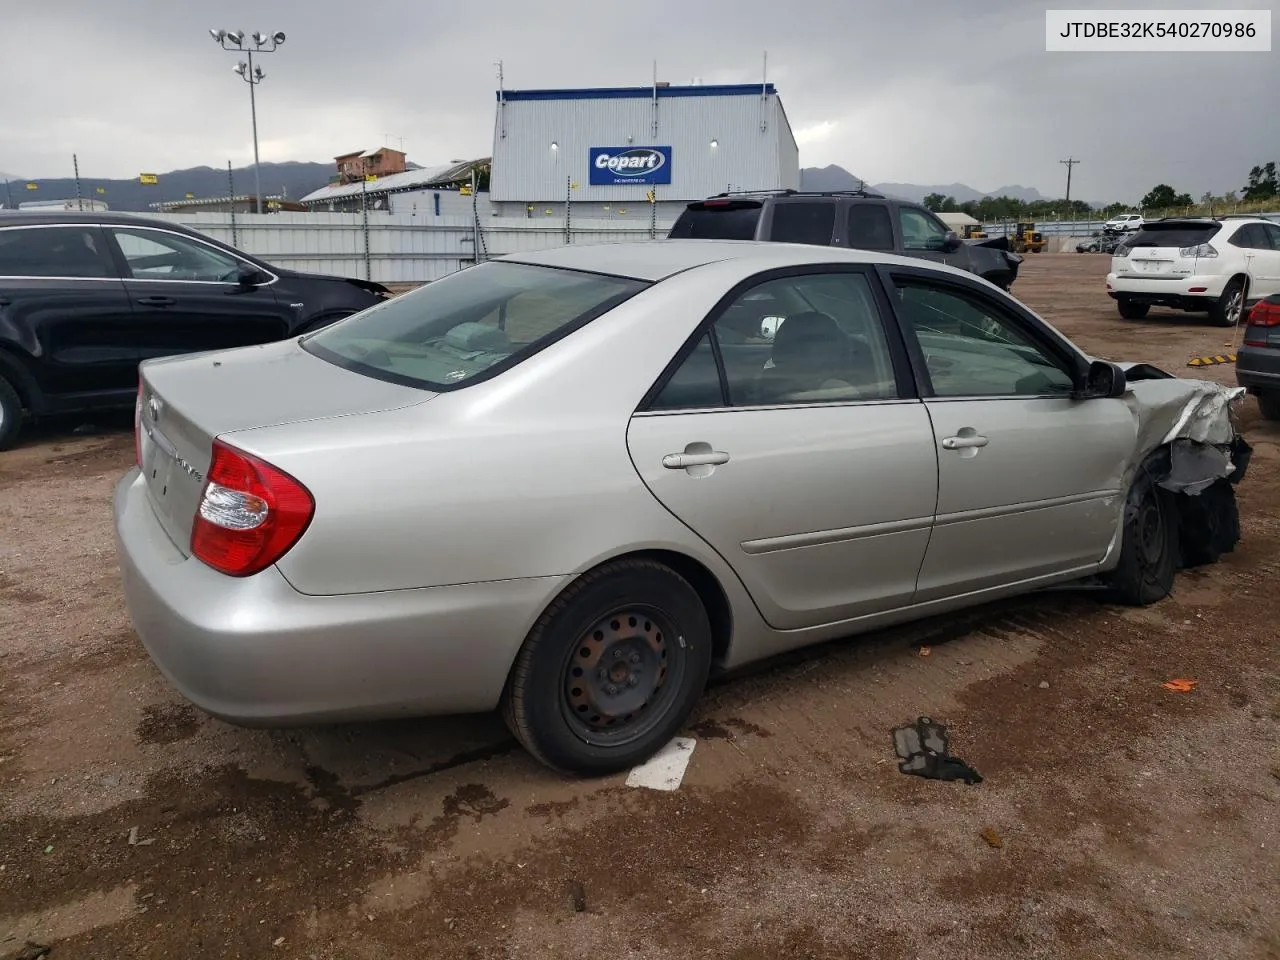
[113,241,1250,774]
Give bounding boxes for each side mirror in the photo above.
[235,262,269,286]
[941,231,962,252]
[1081,359,1127,399]
[760,316,785,340]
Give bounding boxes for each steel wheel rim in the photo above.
[1136,494,1166,572]
[560,605,684,747]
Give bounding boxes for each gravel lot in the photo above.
[2,253,1278,960]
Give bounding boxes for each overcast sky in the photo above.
[2,0,1276,202]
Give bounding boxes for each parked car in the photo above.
[0,211,390,450]
[114,241,1249,775]
[1105,213,1144,232]
[1076,233,1125,254]
[1237,294,1280,420]
[667,189,1023,291]
[1106,216,1280,325]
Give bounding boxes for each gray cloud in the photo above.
[2,0,1276,203]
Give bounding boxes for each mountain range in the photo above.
[800,164,1049,203]
[2,162,336,211]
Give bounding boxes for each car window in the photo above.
[304,261,647,391]
[899,208,949,251]
[0,226,114,278]
[893,280,1075,397]
[653,272,899,409]
[668,203,761,240]
[846,204,895,251]
[1128,223,1220,248]
[768,202,836,246]
[1265,223,1280,248]
[112,228,243,282]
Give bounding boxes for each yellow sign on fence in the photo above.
[139,173,158,185]
[25,183,37,191]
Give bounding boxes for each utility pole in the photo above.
[1060,157,1080,205]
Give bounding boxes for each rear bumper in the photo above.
[1106,272,1228,309]
[112,468,567,725]
[1236,344,1280,393]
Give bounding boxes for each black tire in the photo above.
[1107,467,1179,606]
[1256,391,1280,421]
[1177,479,1240,568]
[1117,298,1150,320]
[0,375,23,452]
[502,558,713,775]
[1209,277,1246,327]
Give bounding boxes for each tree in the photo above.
[1242,162,1278,201]
[1141,184,1193,210]
[922,192,946,212]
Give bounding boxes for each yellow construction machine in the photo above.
[1008,222,1046,253]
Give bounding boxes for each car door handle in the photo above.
[662,451,730,469]
[941,434,989,450]
[136,296,176,307]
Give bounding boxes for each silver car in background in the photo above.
[114,241,1250,774]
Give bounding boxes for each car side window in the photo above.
[111,228,243,282]
[1265,223,1280,249]
[0,226,114,279]
[899,208,949,251]
[652,272,900,410]
[768,202,836,246]
[893,280,1075,397]
[846,204,895,251]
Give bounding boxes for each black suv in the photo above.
[668,189,1022,291]
[0,211,390,449]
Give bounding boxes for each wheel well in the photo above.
[600,549,734,668]
[0,347,37,411]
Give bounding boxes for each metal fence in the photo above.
[150,211,675,284]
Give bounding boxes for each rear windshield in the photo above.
[668,203,761,240]
[302,261,648,390]
[1124,222,1220,248]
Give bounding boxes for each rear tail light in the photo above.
[134,378,144,467]
[1247,300,1280,327]
[1178,243,1217,258]
[190,439,315,577]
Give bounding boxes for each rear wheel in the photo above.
[502,558,713,775]
[0,375,23,451]
[1256,391,1280,421]
[1107,467,1178,606]
[1117,298,1150,320]
[1209,277,1246,327]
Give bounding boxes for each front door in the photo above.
[883,269,1139,602]
[897,206,966,271]
[626,267,938,631]
[106,225,291,361]
[0,223,138,399]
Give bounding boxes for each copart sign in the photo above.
[588,146,673,186]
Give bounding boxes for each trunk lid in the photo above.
[1113,221,1221,279]
[137,337,432,554]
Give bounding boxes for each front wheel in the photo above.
[502,558,713,775]
[1117,298,1150,320]
[0,375,23,451]
[1106,468,1178,606]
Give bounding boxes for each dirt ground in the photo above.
[1,253,1277,960]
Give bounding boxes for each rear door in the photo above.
[627,266,938,631]
[882,266,1138,600]
[105,225,292,360]
[0,223,137,398]
[844,202,896,253]
[761,199,837,246]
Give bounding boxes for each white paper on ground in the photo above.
[624,737,696,791]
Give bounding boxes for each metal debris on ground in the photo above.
[625,737,696,791]
[891,717,983,786]
[127,826,155,846]
[918,645,932,657]
[1186,354,1236,367]
[1161,678,1199,693]
[980,827,1004,849]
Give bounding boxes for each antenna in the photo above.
[496,60,506,139]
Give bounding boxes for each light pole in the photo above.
[210,28,286,214]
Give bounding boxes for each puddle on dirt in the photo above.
[135,703,203,746]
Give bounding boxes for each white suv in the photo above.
[1104,213,1144,232]
[1106,216,1280,326]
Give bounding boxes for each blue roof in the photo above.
[497,83,777,102]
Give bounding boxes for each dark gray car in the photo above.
[1237,293,1280,420]
[668,190,1023,290]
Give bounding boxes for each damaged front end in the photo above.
[1118,362,1252,565]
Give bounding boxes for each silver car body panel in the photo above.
[114,241,1249,725]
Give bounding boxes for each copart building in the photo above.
[488,81,799,221]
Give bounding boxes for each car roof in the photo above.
[499,238,980,283]
[0,210,196,230]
